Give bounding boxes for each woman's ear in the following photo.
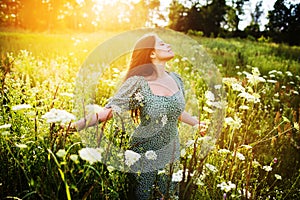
[150,51,156,59]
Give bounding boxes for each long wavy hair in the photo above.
[124,34,157,122]
[124,33,157,81]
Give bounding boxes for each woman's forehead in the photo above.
[155,36,164,43]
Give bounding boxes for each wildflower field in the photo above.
[0,30,300,200]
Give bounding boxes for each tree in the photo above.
[168,0,189,32]
[200,0,227,37]
[266,0,300,45]
[244,0,263,38]
[224,0,249,33]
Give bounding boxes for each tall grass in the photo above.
[0,31,300,199]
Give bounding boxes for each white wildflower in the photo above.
[42,108,75,124]
[79,147,102,164]
[186,140,195,147]
[181,57,188,61]
[218,149,231,154]
[56,149,67,158]
[107,166,115,172]
[275,174,282,180]
[205,91,215,102]
[263,165,272,172]
[286,71,293,76]
[239,188,251,198]
[203,106,214,113]
[205,163,218,173]
[70,154,78,162]
[172,170,183,182]
[12,104,32,111]
[60,92,74,98]
[222,77,238,86]
[85,104,103,114]
[134,92,144,102]
[0,124,11,129]
[145,150,157,160]
[161,115,168,127]
[269,70,277,74]
[173,58,180,63]
[243,68,266,85]
[225,116,242,129]
[231,83,245,92]
[208,101,226,109]
[238,92,260,103]
[267,79,277,83]
[195,178,204,186]
[234,152,245,161]
[239,105,249,110]
[180,148,186,157]
[217,181,236,192]
[157,169,166,175]
[214,84,222,89]
[124,150,141,167]
[252,159,261,168]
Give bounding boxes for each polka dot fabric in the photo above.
[106,72,185,199]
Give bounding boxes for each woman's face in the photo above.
[153,36,174,61]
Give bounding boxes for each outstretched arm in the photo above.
[179,111,206,136]
[72,108,113,131]
[179,111,200,126]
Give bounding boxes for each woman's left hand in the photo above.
[193,122,207,136]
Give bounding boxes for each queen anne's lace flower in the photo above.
[218,149,231,154]
[205,163,218,173]
[79,147,102,164]
[263,165,272,172]
[56,149,67,158]
[125,150,141,167]
[85,104,103,114]
[172,170,183,182]
[205,91,215,102]
[275,174,282,180]
[217,181,236,192]
[42,108,75,124]
[12,104,32,111]
[234,152,245,161]
[145,150,157,160]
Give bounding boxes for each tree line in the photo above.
[0,0,299,45]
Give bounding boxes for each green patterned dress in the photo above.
[106,72,185,200]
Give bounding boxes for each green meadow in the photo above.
[0,31,300,199]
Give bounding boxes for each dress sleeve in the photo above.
[171,72,185,97]
[105,76,144,113]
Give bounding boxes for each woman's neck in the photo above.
[152,61,167,78]
[156,65,168,78]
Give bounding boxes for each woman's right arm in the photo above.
[72,108,113,131]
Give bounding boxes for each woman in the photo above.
[72,33,205,200]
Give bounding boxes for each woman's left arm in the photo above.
[179,111,199,126]
[179,111,206,136]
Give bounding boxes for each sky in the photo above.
[158,0,300,30]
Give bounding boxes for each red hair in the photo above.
[124,34,157,80]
